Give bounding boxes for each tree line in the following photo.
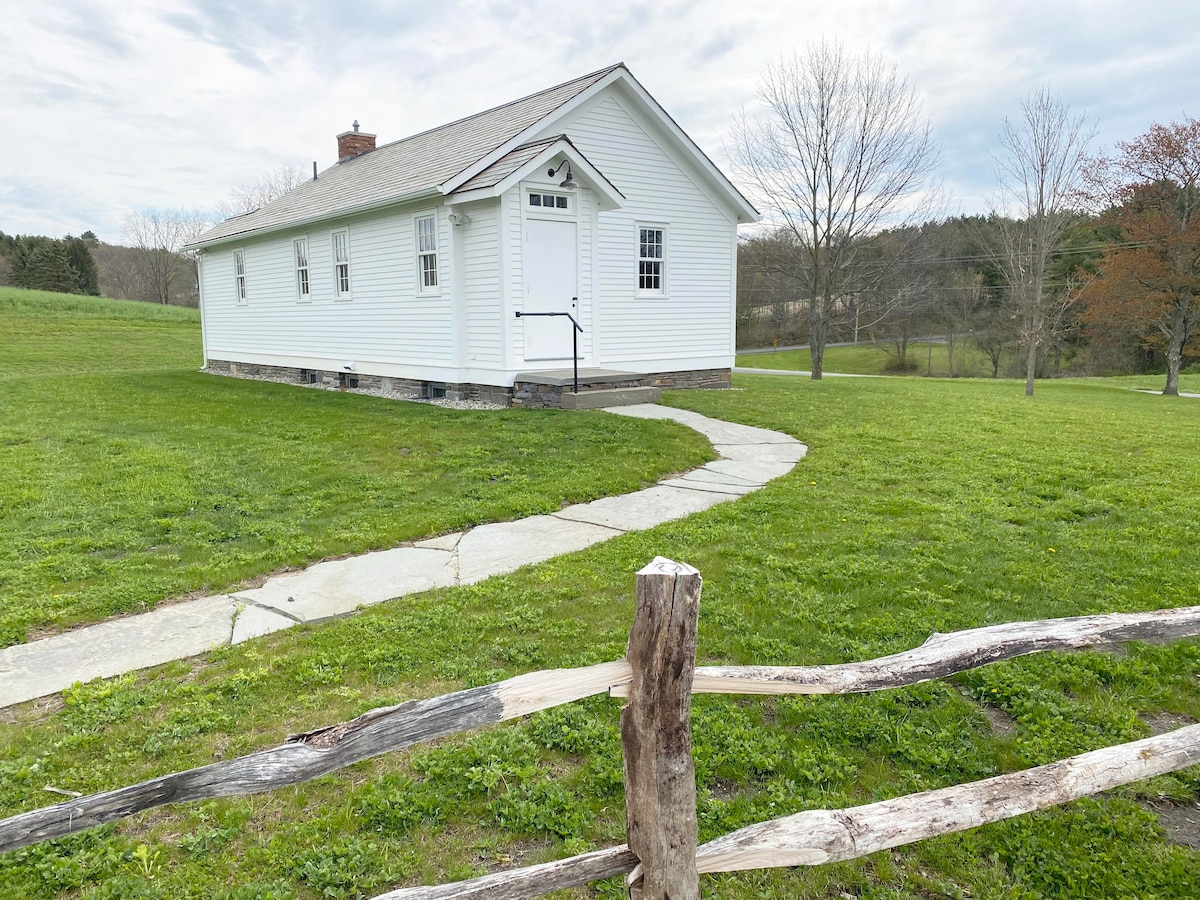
[0,232,100,296]
[733,39,1199,395]
[0,227,206,307]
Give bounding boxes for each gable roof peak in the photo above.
[367,63,626,158]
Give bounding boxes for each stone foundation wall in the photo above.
[205,360,730,406]
[205,359,514,404]
[645,368,732,390]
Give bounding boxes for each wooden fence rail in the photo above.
[2,559,1200,899]
[374,722,1200,899]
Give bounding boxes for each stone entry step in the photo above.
[513,368,646,388]
[512,369,652,409]
[561,386,662,409]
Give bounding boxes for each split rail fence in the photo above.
[3,558,1200,898]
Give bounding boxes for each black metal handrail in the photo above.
[515,303,584,393]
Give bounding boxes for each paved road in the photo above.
[738,340,860,355]
[738,337,948,355]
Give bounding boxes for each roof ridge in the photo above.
[362,63,624,159]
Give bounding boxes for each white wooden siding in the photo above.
[461,200,502,365]
[544,93,736,369]
[505,188,524,362]
[201,205,456,369]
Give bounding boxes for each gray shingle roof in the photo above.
[452,137,561,193]
[193,65,623,246]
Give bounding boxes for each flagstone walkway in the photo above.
[0,404,805,708]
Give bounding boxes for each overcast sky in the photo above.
[3,0,1199,242]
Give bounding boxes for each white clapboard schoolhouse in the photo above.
[188,64,757,407]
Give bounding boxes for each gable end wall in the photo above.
[545,90,737,369]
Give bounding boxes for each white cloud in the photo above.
[1,0,1198,239]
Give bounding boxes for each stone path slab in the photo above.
[713,441,808,464]
[231,604,301,645]
[702,459,797,483]
[233,546,457,623]
[554,484,731,531]
[0,404,806,709]
[455,515,622,585]
[659,476,758,496]
[414,533,463,551]
[683,466,761,486]
[0,595,237,706]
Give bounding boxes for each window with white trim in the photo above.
[294,237,310,301]
[637,226,665,294]
[416,214,438,291]
[233,249,247,304]
[331,229,351,299]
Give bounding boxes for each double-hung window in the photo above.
[637,226,665,295]
[332,229,351,299]
[416,215,438,291]
[294,238,310,301]
[233,249,247,304]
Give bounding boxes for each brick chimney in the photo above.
[337,120,376,160]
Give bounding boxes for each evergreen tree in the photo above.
[22,242,80,293]
[65,236,100,295]
[9,235,53,286]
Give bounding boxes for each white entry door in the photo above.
[523,218,578,362]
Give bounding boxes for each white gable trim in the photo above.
[447,139,625,211]
[440,67,757,223]
[604,72,759,223]
[440,68,627,197]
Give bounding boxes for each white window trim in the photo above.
[525,189,572,214]
[414,211,440,295]
[635,223,667,298]
[331,228,352,301]
[294,236,311,302]
[233,248,247,305]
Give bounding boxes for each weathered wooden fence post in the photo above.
[621,557,702,900]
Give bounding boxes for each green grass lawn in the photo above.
[0,287,711,644]
[3,373,1199,899]
[737,340,1001,376]
[738,341,1200,394]
[1079,372,1200,394]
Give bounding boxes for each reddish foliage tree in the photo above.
[1078,119,1200,394]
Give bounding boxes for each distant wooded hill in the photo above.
[0,231,197,307]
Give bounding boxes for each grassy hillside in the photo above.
[0,287,711,644]
[2,374,1198,898]
[0,287,201,377]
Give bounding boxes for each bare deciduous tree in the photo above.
[991,89,1095,396]
[122,209,209,305]
[216,162,307,219]
[729,39,940,379]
